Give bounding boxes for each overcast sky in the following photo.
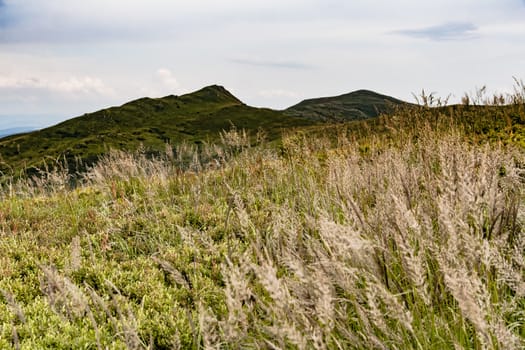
[1,0,524,128]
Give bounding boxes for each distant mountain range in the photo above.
[0,85,408,175]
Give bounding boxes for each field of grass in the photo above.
[0,88,525,349]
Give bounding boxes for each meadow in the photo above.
[0,88,524,349]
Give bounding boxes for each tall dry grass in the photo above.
[0,106,524,348]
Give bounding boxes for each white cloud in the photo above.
[0,75,114,96]
[136,69,184,98]
[393,22,479,41]
[0,73,118,124]
[155,68,179,91]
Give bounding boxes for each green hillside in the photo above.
[0,85,318,176]
[284,89,409,121]
[6,84,521,179]
[0,86,415,177]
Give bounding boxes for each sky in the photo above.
[0,0,524,129]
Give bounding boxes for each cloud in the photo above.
[0,0,524,121]
[138,68,182,97]
[0,75,114,96]
[393,22,479,41]
[0,73,118,119]
[155,68,179,91]
[231,58,313,70]
[0,0,308,44]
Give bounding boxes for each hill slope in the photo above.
[0,86,414,176]
[285,89,408,121]
[0,85,318,175]
[0,118,523,348]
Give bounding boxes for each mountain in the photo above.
[0,85,318,175]
[285,89,408,122]
[0,85,409,176]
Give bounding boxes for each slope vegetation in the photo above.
[0,86,414,176]
[0,103,524,348]
[0,85,317,175]
[285,89,408,121]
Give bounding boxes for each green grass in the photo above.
[0,85,525,348]
[0,87,525,348]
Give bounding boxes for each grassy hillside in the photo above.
[0,90,524,348]
[0,85,319,176]
[3,85,522,180]
[0,86,416,178]
[284,89,409,122]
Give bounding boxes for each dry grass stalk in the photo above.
[39,265,89,320]
[0,290,26,325]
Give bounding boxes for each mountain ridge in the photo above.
[0,85,410,176]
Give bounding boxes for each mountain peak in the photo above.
[285,89,408,122]
[200,84,229,93]
[187,85,243,105]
